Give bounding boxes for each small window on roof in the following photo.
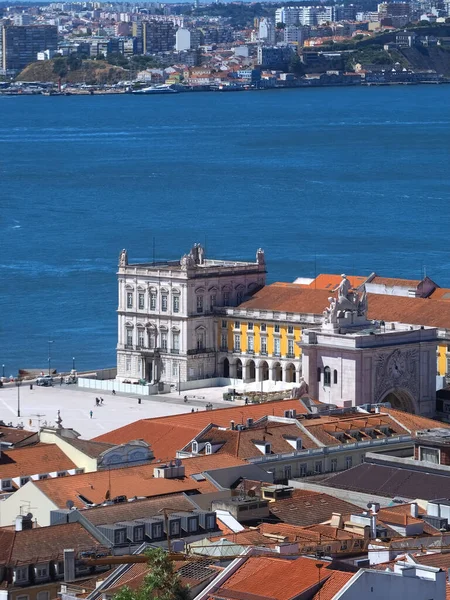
[191,473,206,482]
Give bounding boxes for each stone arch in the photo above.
[258,360,269,381]
[380,388,417,414]
[272,361,282,382]
[284,363,296,383]
[245,359,256,381]
[220,357,230,378]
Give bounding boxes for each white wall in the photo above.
[175,28,190,51]
[0,482,57,527]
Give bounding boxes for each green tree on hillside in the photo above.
[52,57,68,78]
[113,548,190,600]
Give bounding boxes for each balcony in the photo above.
[260,351,268,356]
[273,352,281,358]
[187,347,215,355]
[286,353,295,359]
[220,346,229,352]
[170,349,180,354]
[233,347,241,353]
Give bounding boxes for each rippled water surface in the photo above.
[1,87,450,372]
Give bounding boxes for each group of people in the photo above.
[95,397,104,406]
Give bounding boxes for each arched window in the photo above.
[205,443,212,455]
[192,441,198,454]
[334,369,338,384]
[317,367,321,382]
[324,367,331,387]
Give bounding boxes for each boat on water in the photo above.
[132,84,179,95]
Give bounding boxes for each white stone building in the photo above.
[116,244,266,386]
[301,276,438,416]
[175,27,191,51]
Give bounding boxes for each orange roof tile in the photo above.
[33,454,244,509]
[215,556,333,600]
[0,444,77,479]
[370,277,421,287]
[383,408,450,434]
[308,274,367,290]
[311,571,354,600]
[94,399,309,458]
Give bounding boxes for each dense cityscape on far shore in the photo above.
[1,0,450,94]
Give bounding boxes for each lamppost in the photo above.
[15,378,22,417]
[48,340,54,376]
[72,357,75,371]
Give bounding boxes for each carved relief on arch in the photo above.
[172,287,181,295]
[208,286,218,293]
[125,321,134,328]
[125,284,134,290]
[145,321,156,329]
[221,284,232,292]
[195,286,206,294]
[137,285,145,292]
[160,287,169,294]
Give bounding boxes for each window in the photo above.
[287,325,294,334]
[172,332,180,352]
[334,369,338,384]
[57,471,67,477]
[346,456,353,469]
[265,443,271,454]
[153,523,163,538]
[261,323,267,332]
[115,530,126,544]
[331,458,337,472]
[234,334,241,352]
[221,333,228,350]
[317,367,321,382]
[274,324,280,333]
[138,329,145,348]
[15,568,28,583]
[284,465,292,479]
[161,294,168,312]
[126,329,133,347]
[138,293,145,310]
[1,479,12,490]
[288,339,294,357]
[173,295,180,313]
[149,333,156,349]
[196,330,205,350]
[237,290,244,305]
[126,292,133,309]
[247,336,254,353]
[299,463,307,477]
[223,291,230,306]
[210,294,216,311]
[37,592,49,600]
[324,367,331,387]
[205,442,212,455]
[135,526,144,541]
[36,565,48,578]
[150,292,156,311]
[206,515,215,529]
[274,338,280,356]
[20,477,29,486]
[192,441,198,453]
[39,474,48,480]
[172,362,178,377]
[315,461,323,474]
[126,356,131,372]
[160,332,168,351]
[420,446,440,464]
[261,337,267,354]
[234,321,240,330]
[196,295,203,313]
[248,322,254,330]
[222,320,227,329]
[170,521,180,536]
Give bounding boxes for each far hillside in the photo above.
[16,56,127,84]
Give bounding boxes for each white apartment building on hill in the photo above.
[116,244,266,386]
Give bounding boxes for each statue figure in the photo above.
[324,296,339,324]
[56,410,63,429]
[119,249,128,267]
[180,253,194,269]
[291,378,309,399]
[337,274,351,301]
[256,248,265,265]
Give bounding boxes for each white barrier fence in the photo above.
[77,378,158,396]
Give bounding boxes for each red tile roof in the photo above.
[93,399,309,459]
[311,570,354,600]
[307,274,368,290]
[213,556,333,600]
[33,454,244,509]
[0,444,77,479]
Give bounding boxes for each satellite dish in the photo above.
[26,513,33,519]
[66,500,74,510]
[175,458,182,467]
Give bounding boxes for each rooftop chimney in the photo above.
[230,420,235,430]
[411,503,419,518]
[330,512,343,528]
[64,549,75,582]
[370,514,377,539]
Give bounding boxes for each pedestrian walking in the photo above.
[89,410,93,419]
[95,397,99,406]
[100,397,104,404]
[191,408,194,413]
[112,389,116,395]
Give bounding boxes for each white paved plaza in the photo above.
[0,385,207,439]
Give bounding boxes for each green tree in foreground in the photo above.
[113,548,190,600]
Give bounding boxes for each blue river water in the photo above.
[1,86,450,374]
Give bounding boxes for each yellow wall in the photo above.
[224,319,302,359]
[438,343,447,376]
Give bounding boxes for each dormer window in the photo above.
[192,441,198,454]
[205,442,212,455]
[15,567,28,583]
[296,438,302,451]
[1,479,12,490]
[265,443,271,455]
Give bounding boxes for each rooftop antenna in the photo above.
[152,236,155,265]
[314,252,317,289]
